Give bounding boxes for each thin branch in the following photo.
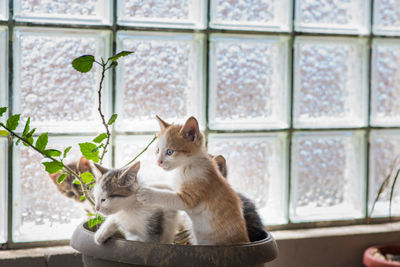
[0,123,95,206]
[97,63,111,165]
[123,136,157,168]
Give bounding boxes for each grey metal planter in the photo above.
[70,222,279,267]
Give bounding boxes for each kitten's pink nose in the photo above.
[95,205,100,211]
[158,160,163,167]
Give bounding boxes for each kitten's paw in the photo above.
[137,187,157,206]
[94,230,109,245]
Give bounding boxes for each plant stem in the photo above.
[97,62,111,165]
[123,136,157,168]
[0,123,95,206]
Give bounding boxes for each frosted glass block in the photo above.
[373,0,400,36]
[369,131,400,217]
[371,39,400,126]
[13,28,111,134]
[117,0,206,29]
[0,0,8,20]
[295,0,370,34]
[116,32,205,132]
[209,34,290,130]
[207,133,288,225]
[13,0,112,25]
[293,37,368,128]
[12,136,106,242]
[210,0,292,32]
[114,135,174,186]
[0,27,7,115]
[0,138,7,244]
[290,131,365,222]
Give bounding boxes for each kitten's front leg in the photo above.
[94,216,119,245]
[137,187,188,211]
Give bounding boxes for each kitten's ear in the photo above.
[155,115,170,131]
[94,163,109,175]
[213,155,227,178]
[180,116,200,142]
[77,156,92,173]
[49,173,59,184]
[118,161,140,187]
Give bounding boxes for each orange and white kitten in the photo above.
[137,116,249,245]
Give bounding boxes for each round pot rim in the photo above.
[70,222,279,267]
[363,243,400,267]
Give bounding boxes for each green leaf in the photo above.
[26,128,36,138]
[35,133,48,152]
[22,117,31,137]
[93,133,107,144]
[79,142,99,163]
[92,143,104,153]
[0,107,7,117]
[57,174,67,184]
[63,146,72,158]
[6,114,20,131]
[0,130,8,136]
[80,195,86,202]
[108,51,134,62]
[107,114,118,125]
[42,161,63,174]
[72,55,95,73]
[81,172,94,184]
[73,179,81,185]
[88,214,105,229]
[23,136,34,147]
[44,149,62,157]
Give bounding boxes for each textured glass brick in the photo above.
[13,0,112,25]
[291,131,365,222]
[0,27,7,113]
[209,34,290,130]
[371,39,400,126]
[12,136,102,242]
[116,32,205,132]
[373,0,400,36]
[295,0,370,34]
[13,28,111,133]
[117,0,206,29]
[114,135,172,186]
[0,0,8,20]
[0,139,7,243]
[293,37,368,128]
[369,131,400,217]
[207,134,288,225]
[210,0,292,32]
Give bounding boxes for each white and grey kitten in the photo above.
[93,161,179,244]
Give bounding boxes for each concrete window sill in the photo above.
[0,222,399,267]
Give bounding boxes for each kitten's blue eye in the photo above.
[166,149,174,156]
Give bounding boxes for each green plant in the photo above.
[0,51,157,227]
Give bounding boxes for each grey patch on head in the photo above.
[100,169,135,197]
[146,210,164,243]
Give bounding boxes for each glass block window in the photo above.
[295,0,370,34]
[210,0,292,32]
[371,39,400,126]
[1,0,400,248]
[209,34,290,130]
[291,131,365,222]
[208,134,288,225]
[115,32,205,132]
[369,130,400,217]
[0,0,8,21]
[117,0,207,29]
[0,27,6,110]
[13,28,111,133]
[13,0,112,25]
[373,0,400,36]
[0,138,7,244]
[293,37,368,128]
